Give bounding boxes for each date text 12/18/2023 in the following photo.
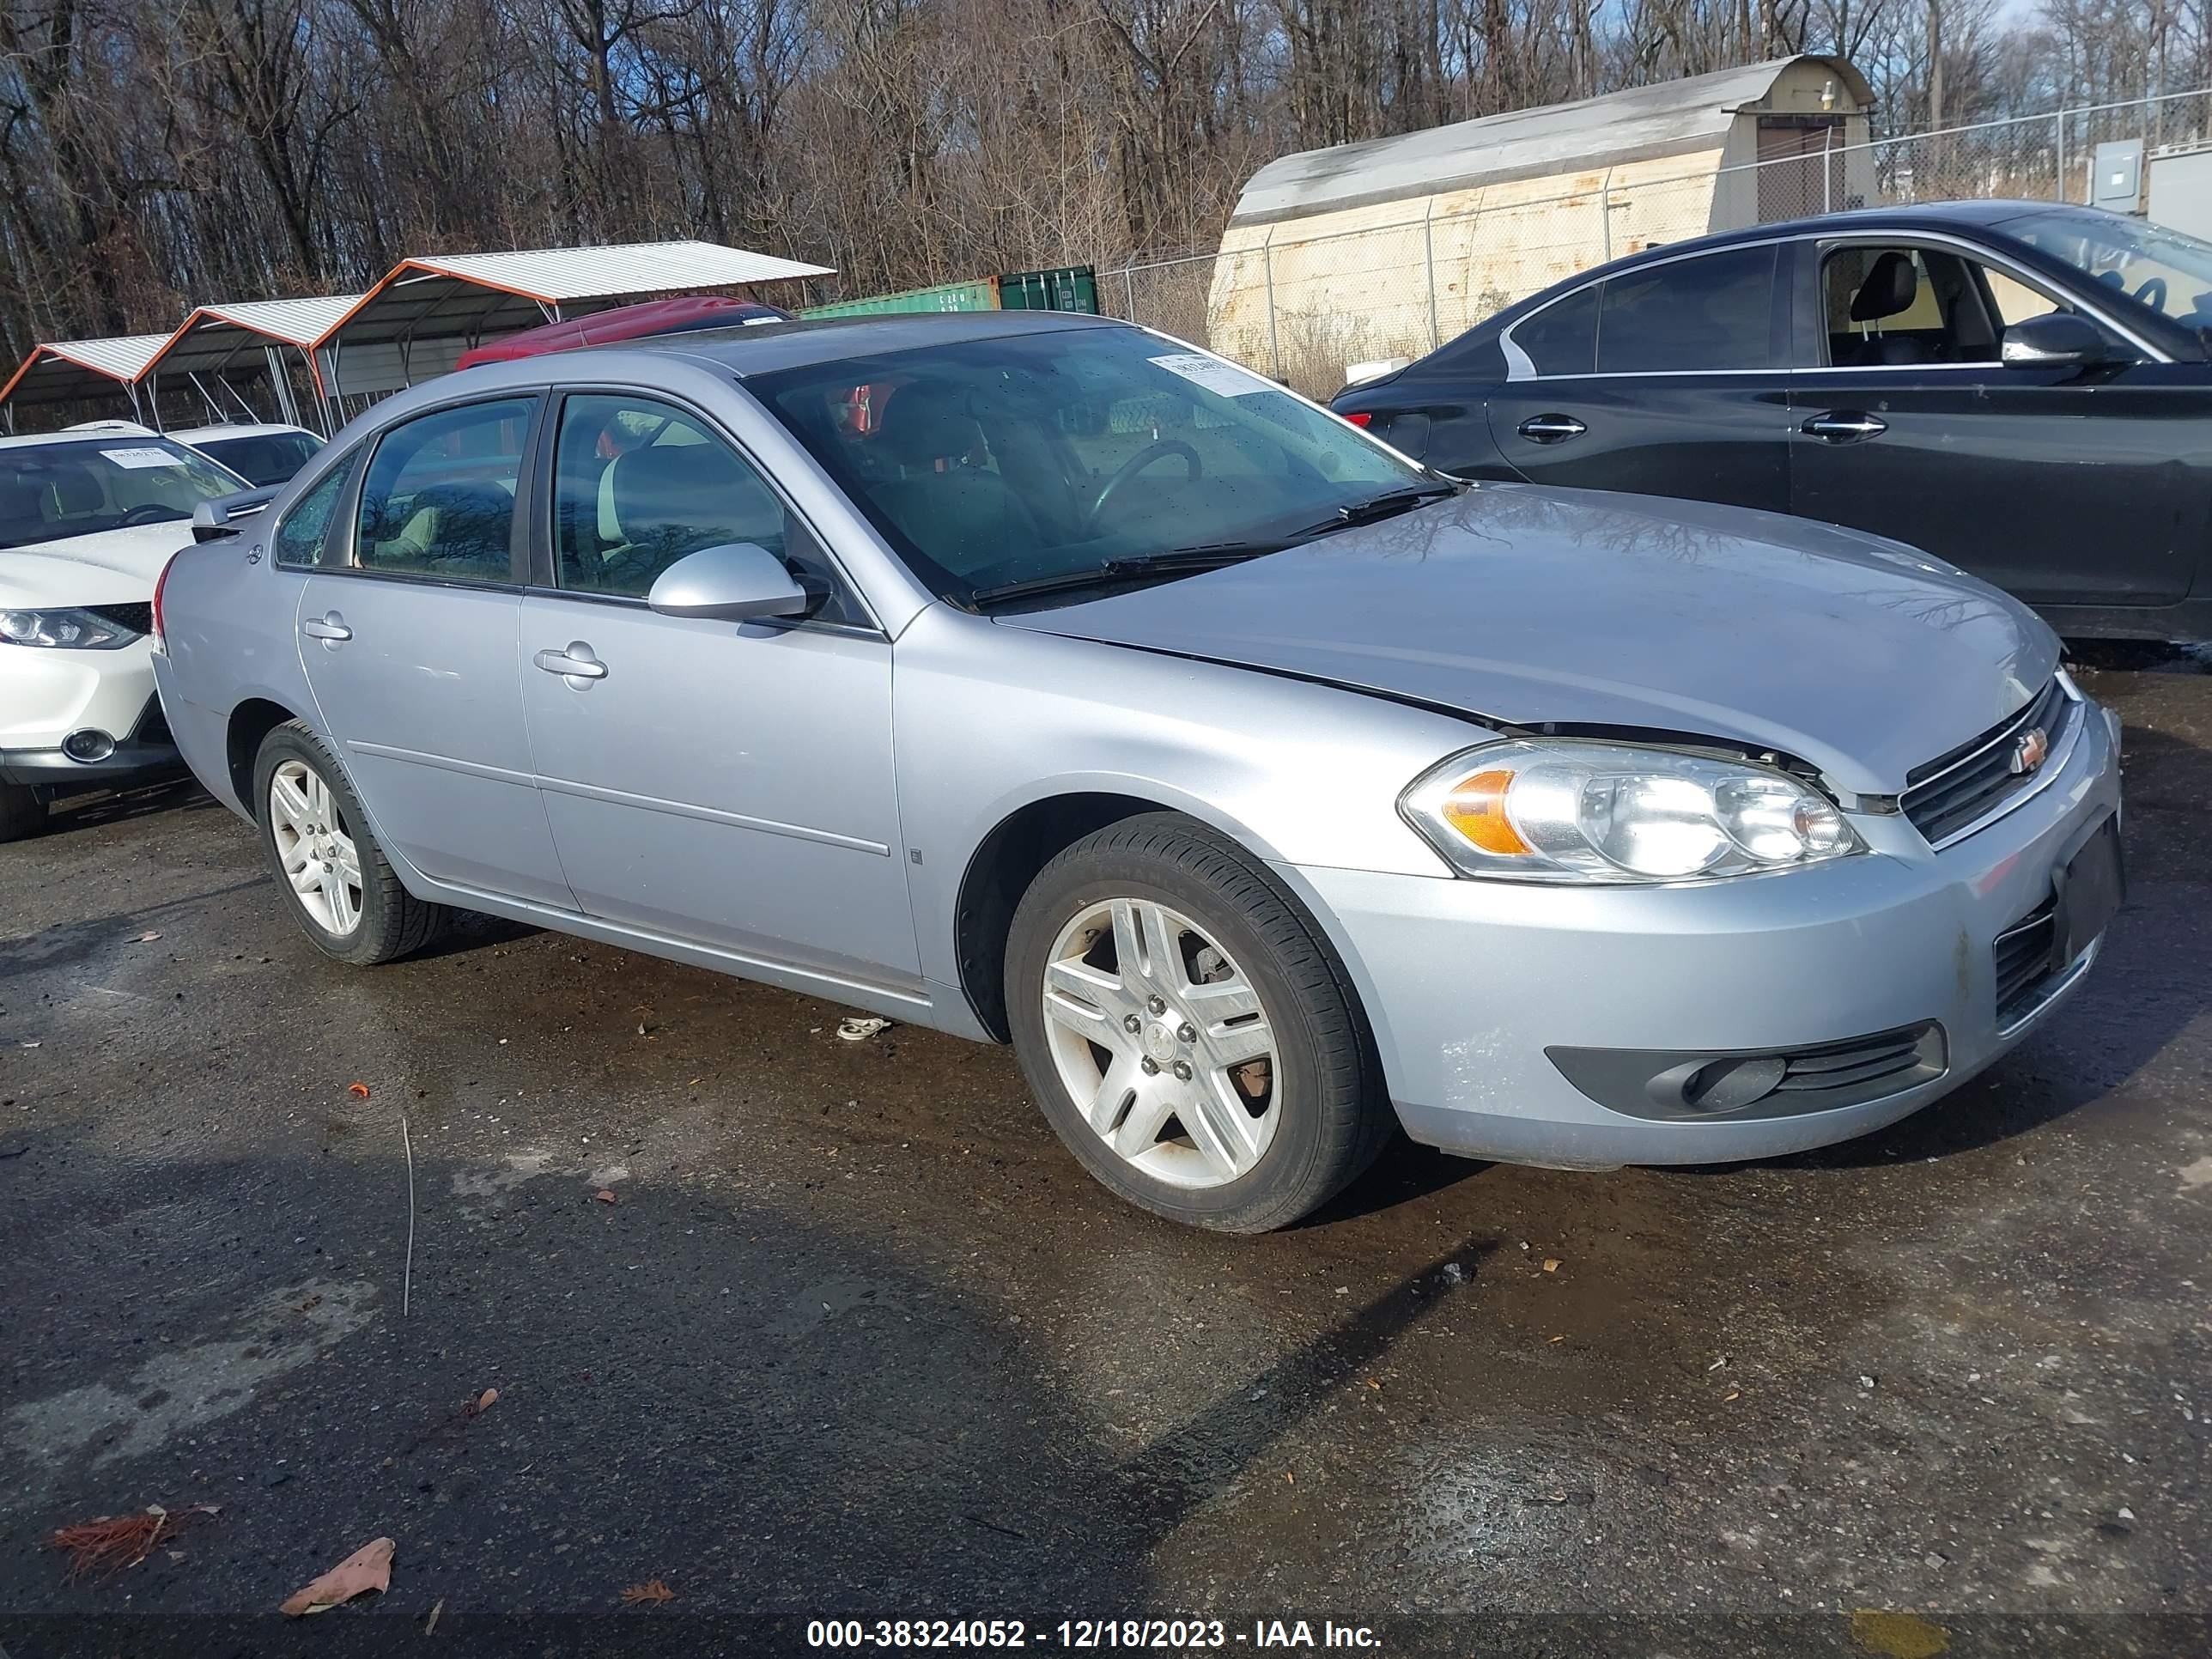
[805,1619,1383,1649]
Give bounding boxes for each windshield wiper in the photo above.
[1288,480,1462,539]
[966,544,1280,608]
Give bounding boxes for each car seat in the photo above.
[1846,252,1930,365]
[864,384,1039,576]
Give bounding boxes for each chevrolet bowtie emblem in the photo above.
[2010,725,2051,775]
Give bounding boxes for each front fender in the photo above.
[891,605,1482,994]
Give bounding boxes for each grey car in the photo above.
[149,313,2123,1231]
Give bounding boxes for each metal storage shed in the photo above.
[0,334,170,428]
[315,240,834,422]
[137,295,362,434]
[1209,56,1875,384]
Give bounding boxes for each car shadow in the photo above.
[39,778,217,836]
[0,1125,1493,1647]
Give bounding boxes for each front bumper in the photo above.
[1,635,185,794]
[1282,696,2124,1169]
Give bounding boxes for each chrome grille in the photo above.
[1902,677,2071,848]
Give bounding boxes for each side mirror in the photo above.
[2001,312,2112,370]
[646,542,810,623]
[191,486,280,543]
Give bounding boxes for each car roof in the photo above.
[172,422,317,441]
[1553,198,2074,280]
[627,308,1127,378]
[0,428,178,453]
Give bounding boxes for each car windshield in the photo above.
[2000,206,2212,332]
[0,438,246,550]
[193,429,325,487]
[751,324,1426,605]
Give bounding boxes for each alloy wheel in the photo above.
[1039,896,1280,1188]
[269,758,364,937]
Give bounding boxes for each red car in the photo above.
[455,296,790,370]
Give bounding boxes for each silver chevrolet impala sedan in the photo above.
[150,313,2122,1231]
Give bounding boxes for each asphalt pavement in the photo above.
[2,651,2208,1659]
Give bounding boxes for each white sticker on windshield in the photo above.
[1149,352,1270,398]
[100,447,187,470]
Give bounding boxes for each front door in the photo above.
[289,393,576,909]
[1786,237,2205,608]
[1483,242,1794,512]
[517,391,919,987]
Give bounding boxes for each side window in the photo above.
[1508,286,1598,376]
[1595,246,1777,374]
[1981,266,2067,327]
[550,393,860,625]
[354,398,532,581]
[272,459,352,568]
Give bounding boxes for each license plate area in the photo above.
[2055,811,2124,968]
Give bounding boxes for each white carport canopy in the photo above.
[317,240,834,405]
[139,295,362,433]
[0,333,169,426]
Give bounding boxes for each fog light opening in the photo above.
[62,728,115,763]
[1680,1054,1788,1114]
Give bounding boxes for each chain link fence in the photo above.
[1103,86,2212,398]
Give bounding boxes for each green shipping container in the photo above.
[799,279,999,319]
[799,266,1099,320]
[997,265,1099,313]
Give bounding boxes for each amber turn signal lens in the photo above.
[1440,769,1530,855]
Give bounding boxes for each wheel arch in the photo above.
[951,785,1361,1049]
[225,697,305,819]
[954,792,1175,1042]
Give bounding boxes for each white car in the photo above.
[1,430,252,838]
[171,422,325,488]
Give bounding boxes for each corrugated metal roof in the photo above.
[1229,56,1873,227]
[0,333,168,410]
[41,333,172,380]
[408,240,831,303]
[198,295,362,347]
[139,295,363,381]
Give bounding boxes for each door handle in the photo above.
[301,612,351,642]
[533,642,607,682]
[1802,410,1888,442]
[1516,414,1587,444]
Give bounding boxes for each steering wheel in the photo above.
[119,504,178,527]
[2132,275,2168,312]
[1086,440,1201,527]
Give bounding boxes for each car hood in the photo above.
[0,520,193,607]
[996,484,2059,795]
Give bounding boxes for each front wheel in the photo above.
[252,722,447,965]
[1006,813,1388,1232]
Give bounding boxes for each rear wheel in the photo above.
[252,722,447,965]
[0,781,46,843]
[1006,813,1388,1232]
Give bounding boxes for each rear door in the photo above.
[1481,243,1795,512]
[290,393,576,909]
[1785,234,2206,608]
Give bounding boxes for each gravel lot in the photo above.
[2,652,2207,1658]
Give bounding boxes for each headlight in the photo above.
[1401,740,1865,884]
[0,607,134,649]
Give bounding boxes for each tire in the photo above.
[0,781,47,843]
[252,721,447,965]
[1006,812,1389,1232]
